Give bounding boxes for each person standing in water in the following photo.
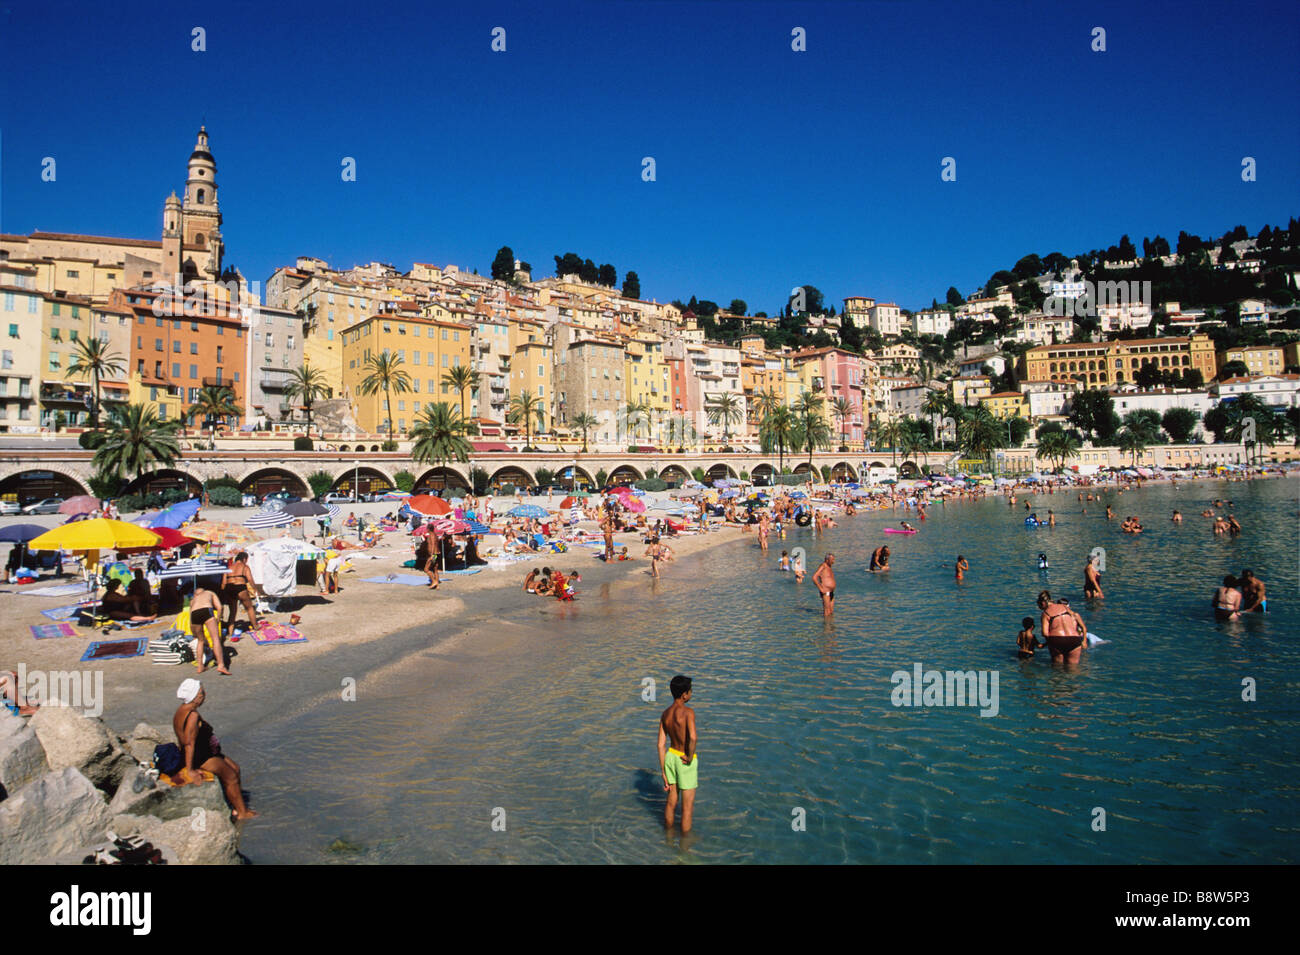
[1084,554,1104,599]
[658,675,698,833]
[954,555,969,582]
[813,553,837,617]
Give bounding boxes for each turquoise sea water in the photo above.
[238,478,1299,864]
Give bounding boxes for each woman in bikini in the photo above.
[1212,575,1242,621]
[221,551,260,632]
[1037,589,1083,665]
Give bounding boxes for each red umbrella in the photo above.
[150,526,194,549]
[58,495,100,516]
[560,496,582,509]
[407,494,452,516]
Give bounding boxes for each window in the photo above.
[156,317,163,327]
[266,334,274,348]
[137,359,144,374]
[49,354,60,371]
[538,384,544,397]
[2,293,12,311]
[154,361,163,377]
[173,340,181,353]
[215,368,223,382]
[155,338,163,351]
[7,324,16,338]
[412,379,420,393]
[52,302,61,316]
[428,328,435,338]
[398,401,405,411]
[2,351,12,369]
[412,351,420,365]
[217,325,223,335]
[190,364,198,379]
[28,296,38,314]
[441,329,448,341]
[216,347,223,363]
[172,363,181,378]
[327,329,334,340]
[442,354,449,368]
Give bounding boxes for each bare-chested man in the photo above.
[602,518,615,561]
[813,553,836,617]
[657,675,698,832]
[1239,569,1266,613]
[758,513,770,552]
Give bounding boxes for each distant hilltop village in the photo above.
[2,128,1298,459]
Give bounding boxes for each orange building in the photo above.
[117,287,247,422]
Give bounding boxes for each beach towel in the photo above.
[31,623,78,639]
[16,582,93,598]
[41,603,91,621]
[251,623,306,645]
[361,574,432,586]
[79,638,146,661]
[441,567,482,576]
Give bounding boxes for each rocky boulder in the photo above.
[125,722,167,765]
[0,710,48,800]
[29,706,135,794]
[109,767,228,821]
[0,767,112,864]
[111,809,240,865]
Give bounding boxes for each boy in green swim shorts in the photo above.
[658,674,698,832]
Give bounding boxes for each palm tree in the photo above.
[752,387,782,430]
[706,393,744,445]
[957,405,1006,472]
[900,422,931,470]
[622,399,648,444]
[296,301,319,339]
[875,416,906,469]
[93,403,181,483]
[285,364,330,438]
[410,401,472,472]
[508,390,546,449]
[442,365,480,424]
[829,396,854,449]
[1117,427,1147,467]
[357,352,413,444]
[572,412,599,452]
[187,384,241,449]
[760,405,796,474]
[921,389,954,450]
[792,391,832,471]
[67,337,126,431]
[1035,430,1080,471]
[668,413,696,452]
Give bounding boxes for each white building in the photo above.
[1213,374,1300,410]
[1108,388,1215,433]
[867,302,903,338]
[1096,300,1153,333]
[1015,314,1075,345]
[913,308,953,337]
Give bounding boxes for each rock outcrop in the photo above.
[0,766,113,865]
[0,709,48,798]
[29,706,134,794]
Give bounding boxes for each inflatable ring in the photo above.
[795,513,812,527]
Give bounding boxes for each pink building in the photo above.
[794,347,866,446]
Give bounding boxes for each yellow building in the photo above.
[341,314,473,435]
[128,370,183,424]
[1022,334,1217,386]
[981,390,1029,420]
[1,265,45,431]
[952,375,993,407]
[513,339,554,432]
[624,335,670,420]
[1217,345,1285,377]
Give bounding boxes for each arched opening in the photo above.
[868,461,887,470]
[792,462,814,476]
[370,445,380,452]
[239,468,309,499]
[658,464,690,487]
[413,467,469,494]
[0,469,89,506]
[557,465,595,491]
[489,466,534,492]
[196,189,205,204]
[706,462,737,484]
[750,463,776,486]
[899,461,922,478]
[124,469,203,498]
[607,464,643,486]
[332,467,395,498]
[831,462,858,482]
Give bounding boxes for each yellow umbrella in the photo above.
[28,518,161,553]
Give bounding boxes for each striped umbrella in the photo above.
[183,521,260,546]
[154,558,229,581]
[244,510,295,529]
[465,519,491,535]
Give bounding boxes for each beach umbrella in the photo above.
[508,504,548,519]
[382,490,411,501]
[58,495,100,516]
[560,496,582,509]
[435,518,470,535]
[412,525,431,537]
[282,501,329,517]
[147,498,202,529]
[407,494,453,516]
[683,480,704,489]
[28,518,161,553]
[183,521,259,546]
[465,519,490,535]
[0,523,50,543]
[153,557,229,581]
[244,510,295,529]
[448,497,465,507]
[720,488,739,498]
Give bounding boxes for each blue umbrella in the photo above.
[720,489,740,498]
[508,504,548,519]
[148,499,201,529]
[0,523,48,543]
[465,519,491,535]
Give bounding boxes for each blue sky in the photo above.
[2,0,1297,312]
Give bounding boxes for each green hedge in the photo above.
[294,436,314,451]
[634,478,668,492]
[207,486,243,507]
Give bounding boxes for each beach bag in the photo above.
[153,743,183,775]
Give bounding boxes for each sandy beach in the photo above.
[0,494,742,737]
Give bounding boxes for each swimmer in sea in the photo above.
[869,545,890,572]
[1212,575,1242,621]
[1239,570,1265,613]
[1017,617,1043,659]
[1084,555,1104,599]
[954,555,969,582]
[1172,510,1182,524]
[1038,589,1084,665]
